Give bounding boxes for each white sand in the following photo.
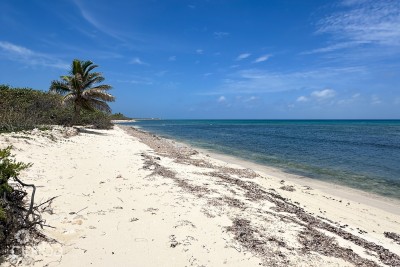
[0,126,399,266]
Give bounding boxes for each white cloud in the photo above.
[314,0,400,53]
[302,41,365,54]
[168,56,176,61]
[196,49,203,54]
[253,55,271,63]
[0,41,67,69]
[204,73,213,77]
[371,95,382,105]
[337,92,361,105]
[73,0,126,41]
[214,32,230,39]
[297,96,309,102]
[0,41,32,56]
[117,78,153,85]
[208,67,364,94]
[130,57,147,65]
[236,53,251,61]
[217,96,226,103]
[244,96,259,102]
[311,89,336,99]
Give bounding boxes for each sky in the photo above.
[0,0,399,119]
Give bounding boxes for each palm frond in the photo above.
[83,64,98,78]
[81,60,94,72]
[82,89,115,102]
[49,80,71,95]
[63,93,76,105]
[91,84,113,91]
[82,75,106,89]
[86,98,112,113]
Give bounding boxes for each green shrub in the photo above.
[0,146,32,254]
[0,85,63,132]
[0,146,31,197]
[109,112,131,120]
[79,109,113,129]
[0,85,113,131]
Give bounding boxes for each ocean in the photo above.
[124,120,400,199]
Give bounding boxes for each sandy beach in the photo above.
[0,125,399,266]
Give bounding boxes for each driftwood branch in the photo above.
[35,195,60,209]
[13,176,36,222]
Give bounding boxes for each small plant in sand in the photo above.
[50,59,115,125]
[0,146,44,259]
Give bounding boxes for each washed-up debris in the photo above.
[384,232,400,245]
[121,125,400,267]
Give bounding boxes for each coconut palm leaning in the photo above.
[50,59,115,125]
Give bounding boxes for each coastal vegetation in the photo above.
[49,59,115,125]
[0,85,117,132]
[109,112,132,120]
[1,59,121,133]
[0,146,38,258]
[0,59,124,260]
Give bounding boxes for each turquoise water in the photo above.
[125,120,400,199]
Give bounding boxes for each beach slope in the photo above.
[0,126,399,266]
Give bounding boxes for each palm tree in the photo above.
[50,59,115,125]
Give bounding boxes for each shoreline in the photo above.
[125,125,400,215]
[199,148,400,215]
[0,125,399,266]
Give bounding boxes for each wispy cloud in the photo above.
[203,66,365,95]
[309,0,400,54]
[253,54,271,63]
[297,89,336,104]
[0,41,67,69]
[217,96,226,103]
[236,53,251,61]
[129,57,148,65]
[214,32,230,39]
[168,56,176,61]
[371,95,382,105]
[116,78,153,85]
[196,49,204,54]
[73,0,127,41]
[296,96,309,102]
[311,89,336,99]
[244,96,259,102]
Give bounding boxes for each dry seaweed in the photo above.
[122,126,400,267]
[384,232,400,245]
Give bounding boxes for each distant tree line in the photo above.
[0,59,131,133]
[0,84,116,132]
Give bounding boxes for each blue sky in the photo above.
[0,0,399,119]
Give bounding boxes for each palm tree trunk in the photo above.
[72,104,81,125]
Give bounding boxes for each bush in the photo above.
[109,112,131,120]
[0,85,63,132]
[0,85,113,131]
[0,146,33,257]
[79,109,113,129]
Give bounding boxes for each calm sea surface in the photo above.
[124,120,400,199]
